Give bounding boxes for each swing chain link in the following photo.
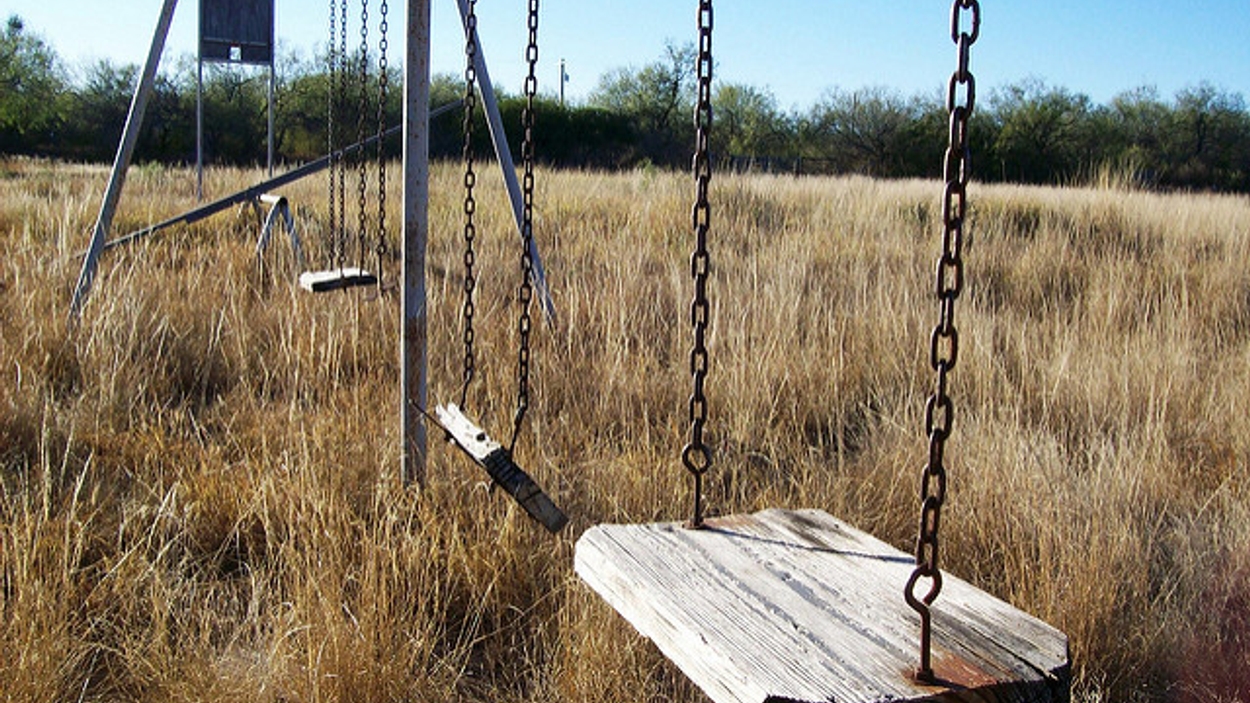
[327,0,339,267]
[683,0,714,529]
[375,0,389,274]
[356,0,370,267]
[336,0,348,266]
[460,0,479,406]
[905,0,978,684]
[512,0,539,451]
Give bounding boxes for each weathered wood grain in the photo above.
[434,403,568,533]
[575,509,1069,703]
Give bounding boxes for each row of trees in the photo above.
[4,15,1250,192]
[591,42,1250,192]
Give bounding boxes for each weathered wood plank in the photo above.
[575,509,1069,703]
[298,267,377,292]
[434,403,568,533]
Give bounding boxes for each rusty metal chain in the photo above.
[375,0,389,281]
[355,0,369,268]
[459,0,479,406]
[336,0,348,267]
[327,0,339,267]
[510,0,539,452]
[683,0,714,529]
[905,0,979,684]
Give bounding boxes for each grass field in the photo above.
[2,157,1250,702]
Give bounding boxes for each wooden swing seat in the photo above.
[575,508,1069,703]
[298,267,377,292]
[434,403,568,534]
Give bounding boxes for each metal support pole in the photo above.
[88,102,459,256]
[70,0,179,320]
[453,0,555,322]
[402,0,431,487]
[90,103,460,256]
[268,2,276,178]
[197,36,204,200]
[268,61,275,176]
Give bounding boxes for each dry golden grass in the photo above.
[2,155,1250,702]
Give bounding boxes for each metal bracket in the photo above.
[254,193,305,274]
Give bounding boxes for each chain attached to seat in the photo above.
[460,0,479,407]
[320,0,388,288]
[355,0,370,271]
[327,0,351,269]
[904,0,979,684]
[683,0,714,529]
[375,0,389,286]
[511,0,540,453]
[327,0,338,267]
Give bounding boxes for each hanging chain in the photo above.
[336,0,348,267]
[356,0,370,268]
[905,0,979,684]
[683,0,714,529]
[460,0,479,407]
[327,0,339,267]
[510,0,539,452]
[375,0,389,283]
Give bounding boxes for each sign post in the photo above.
[198,0,276,199]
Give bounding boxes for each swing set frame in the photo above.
[67,2,1072,701]
[68,0,554,492]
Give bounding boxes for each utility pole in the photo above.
[559,58,568,105]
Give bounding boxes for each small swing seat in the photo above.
[434,403,568,534]
[298,267,378,292]
[575,508,1070,703]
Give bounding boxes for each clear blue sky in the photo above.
[8,0,1250,110]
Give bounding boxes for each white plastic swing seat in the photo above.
[575,509,1070,703]
[298,267,377,292]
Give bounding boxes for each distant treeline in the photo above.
[4,16,1249,192]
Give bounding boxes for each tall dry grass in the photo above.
[2,155,1249,702]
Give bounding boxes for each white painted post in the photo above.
[70,0,179,320]
[402,0,431,487]
[560,58,567,105]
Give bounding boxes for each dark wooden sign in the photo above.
[200,0,274,65]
